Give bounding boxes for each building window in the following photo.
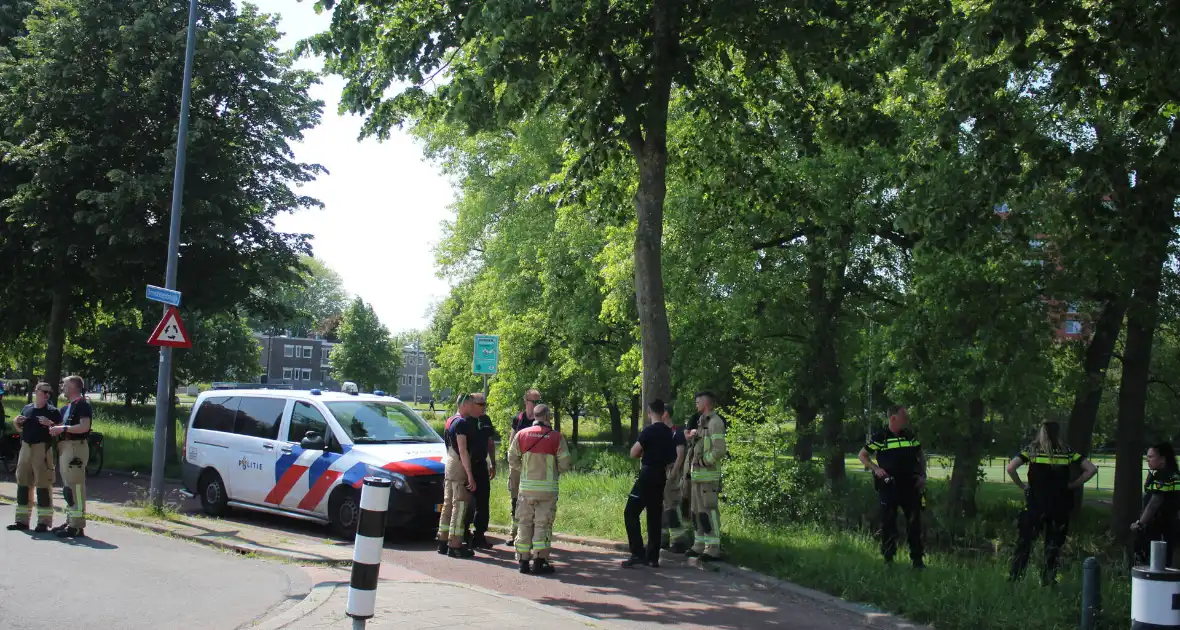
[282,367,293,381]
[284,344,294,358]
[1064,320,1083,335]
[418,353,425,366]
[303,346,313,359]
[302,368,312,380]
[416,375,423,387]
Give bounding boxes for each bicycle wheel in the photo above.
[86,444,103,477]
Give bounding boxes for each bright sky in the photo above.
[240,0,453,335]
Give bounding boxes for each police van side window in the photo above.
[192,397,240,433]
[233,397,285,440]
[288,401,329,444]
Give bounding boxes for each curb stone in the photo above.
[100,469,184,485]
[250,581,340,630]
[489,525,931,630]
[0,492,348,566]
[250,579,610,629]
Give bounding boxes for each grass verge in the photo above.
[2,400,1131,628]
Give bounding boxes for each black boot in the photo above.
[533,559,555,574]
[519,559,532,574]
[437,541,449,555]
[447,546,474,559]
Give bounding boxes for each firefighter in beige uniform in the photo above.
[8,383,61,532]
[508,404,571,575]
[505,389,542,548]
[48,376,91,537]
[687,391,726,560]
[436,393,478,559]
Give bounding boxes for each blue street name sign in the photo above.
[146,285,182,307]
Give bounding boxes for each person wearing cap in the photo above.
[505,389,542,548]
[507,403,571,574]
[623,399,677,568]
[8,382,61,532]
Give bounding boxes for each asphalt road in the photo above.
[0,505,312,630]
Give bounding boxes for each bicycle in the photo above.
[86,431,104,477]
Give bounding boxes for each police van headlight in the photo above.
[366,465,410,493]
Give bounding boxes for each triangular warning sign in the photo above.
[148,306,192,349]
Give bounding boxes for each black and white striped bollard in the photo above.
[347,476,391,629]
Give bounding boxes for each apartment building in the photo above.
[256,334,339,390]
[997,203,1087,341]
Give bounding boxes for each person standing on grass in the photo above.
[437,393,477,559]
[687,391,727,562]
[1132,442,1180,567]
[858,404,926,569]
[660,411,691,553]
[8,383,61,532]
[508,404,571,575]
[506,388,542,548]
[622,400,677,568]
[1006,421,1097,584]
[48,375,91,538]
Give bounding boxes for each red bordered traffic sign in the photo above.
[148,306,192,349]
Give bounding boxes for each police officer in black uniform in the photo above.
[466,396,499,550]
[1006,421,1096,584]
[622,399,677,568]
[1132,442,1180,567]
[858,405,926,568]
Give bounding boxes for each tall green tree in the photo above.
[0,0,324,394]
[330,298,400,392]
[304,0,870,408]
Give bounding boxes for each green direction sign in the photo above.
[472,334,500,375]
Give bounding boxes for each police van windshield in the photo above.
[324,401,442,444]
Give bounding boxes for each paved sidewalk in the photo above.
[257,566,613,629]
[0,471,925,630]
[0,473,354,564]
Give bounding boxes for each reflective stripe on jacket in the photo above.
[690,411,727,482]
[508,423,572,497]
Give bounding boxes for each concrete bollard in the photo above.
[1080,557,1100,630]
[1131,540,1180,629]
[346,476,392,629]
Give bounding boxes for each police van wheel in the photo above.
[329,487,360,539]
[199,470,229,517]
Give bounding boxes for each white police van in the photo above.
[180,384,445,538]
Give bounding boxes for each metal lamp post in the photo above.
[149,0,199,509]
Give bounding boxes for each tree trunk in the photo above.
[1112,238,1166,536]
[632,152,673,412]
[628,0,679,412]
[799,225,852,483]
[947,397,987,517]
[791,398,816,461]
[1066,296,1128,455]
[629,392,640,444]
[43,285,70,398]
[552,403,562,434]
[571,401,580,445]
[606,392,624,446]
[22,358,34,403]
